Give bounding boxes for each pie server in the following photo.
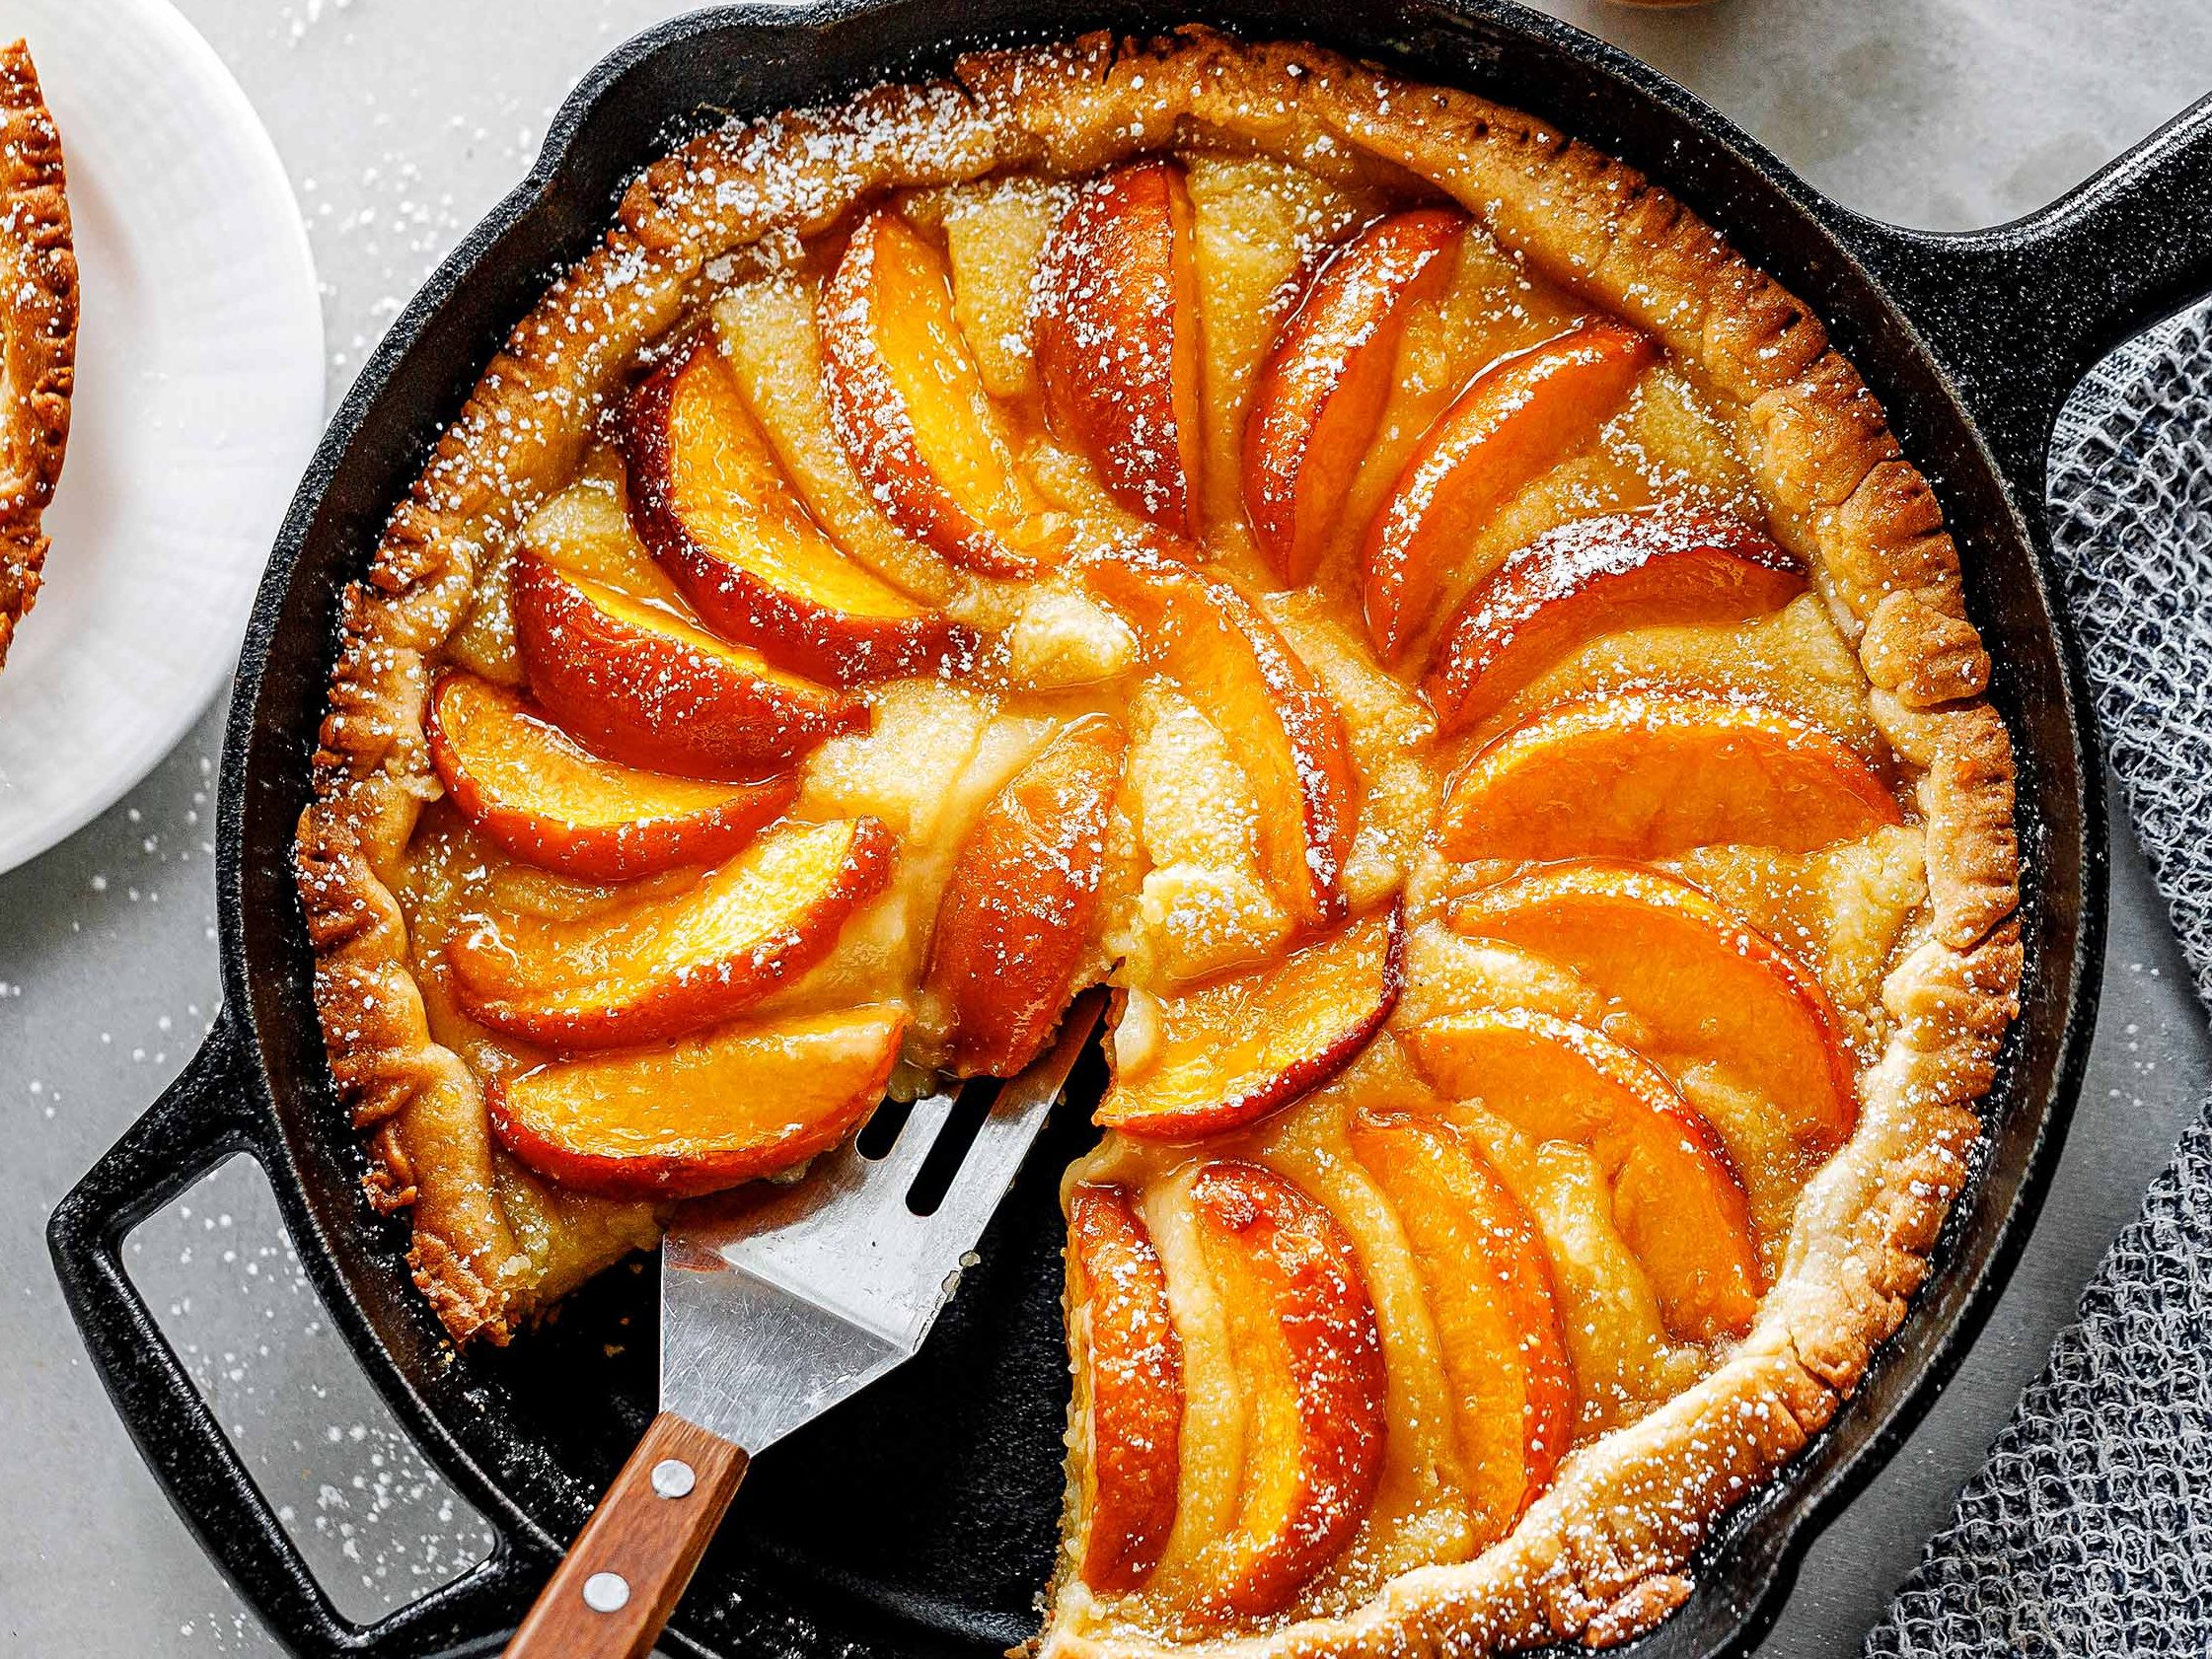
[499,994,1104,1659]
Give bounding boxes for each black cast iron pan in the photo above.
[49,1,2210,1653]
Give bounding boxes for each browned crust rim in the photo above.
[0,38,77,672]
[290,28,2023,1655]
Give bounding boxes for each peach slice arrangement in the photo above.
[372,141,1935,1640]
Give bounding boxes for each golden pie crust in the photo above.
[294,29,2021,1656]
[0,38,76,672]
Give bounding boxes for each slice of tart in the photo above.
[296,30,2020,1659]
[0,40,75,673]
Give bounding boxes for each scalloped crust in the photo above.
[292,29,2022,1655]
[0,38,76,672]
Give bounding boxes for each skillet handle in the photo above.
[46,1013,538,1658]
[1831,93,2212,506]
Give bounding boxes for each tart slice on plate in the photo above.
[0,38,75,673]
[296,30,2020,1659]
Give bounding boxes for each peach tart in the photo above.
[295,30,2021,1658]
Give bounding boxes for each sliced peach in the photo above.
[1405,1007,1761,1341]
[1187,1161,1386,1617]
[1447,861,1857,1150]
[486,1005,905,1199]
[1436,691,1901,861]
[1363,318,1657,660]
[426,673,796,881]
[1424,507,1805,734]
[1244,209,1465,585]
[1078,541,1357,930]
[925,715,1128,1076]
[1097,904,1403,1141]
[512,553,864,781]
[1347,1110,1571,1544]
[1068,1184,1185,1593]
[821,208,1043,576]
[1446,1106,1693,1427]
[449,817,895,1048]
[621,336,980,685]
[1034,161,1203,536]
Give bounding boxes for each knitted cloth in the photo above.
[1867,310,2212,1655]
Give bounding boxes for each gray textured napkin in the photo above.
[1867,311,2212,1654]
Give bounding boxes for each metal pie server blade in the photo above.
[499,991,1104,1658]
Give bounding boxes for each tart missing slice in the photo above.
[297,29,2019,1659]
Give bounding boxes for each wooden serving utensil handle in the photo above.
[503,1410,749,1659]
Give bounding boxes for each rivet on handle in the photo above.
[581,1571,630,1614]
[650,1458,696,1499]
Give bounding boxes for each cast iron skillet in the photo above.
[46,1,2212,1653]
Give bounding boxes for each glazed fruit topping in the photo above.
[448,816,895,1048]
[622,335,980,685]
[822,207,1050,576]
[427,672,799,882]
[512,552,866,780]
[1036,161,1205,538]
[1068,1183,1186,1593]
[1437,690,1901,862]
[1097,904,1404,1141]
[1244,208,1466,586]
[1079,541,1358,933]
[1187,1161,1387,1618]
[1363,318,1657,661]
[1424,506,1806,735]
[489,1005,907,1199]
[925,715,1129,1077]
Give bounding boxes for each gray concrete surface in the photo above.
[3,1,2209,1653]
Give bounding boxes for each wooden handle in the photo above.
[503,1411,748,1659]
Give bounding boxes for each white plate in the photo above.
[0,0,322,875]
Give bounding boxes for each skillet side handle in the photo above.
[46,1013,537,1659]
[1833,92,2212,502]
